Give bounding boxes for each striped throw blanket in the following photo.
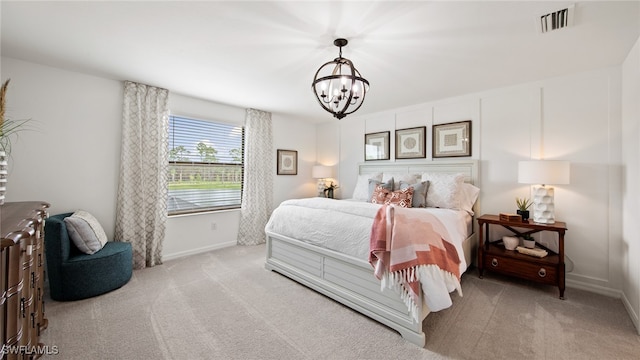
[369,204,462,322]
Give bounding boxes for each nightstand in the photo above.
[477,214,568,299]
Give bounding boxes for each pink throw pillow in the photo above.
[386,187,414,208]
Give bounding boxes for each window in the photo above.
[167,115,244,215]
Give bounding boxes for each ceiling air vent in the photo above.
[537,5,574,33]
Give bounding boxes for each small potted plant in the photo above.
[521,233,535,249]
[324,182,339,199]
[515,197,532,221]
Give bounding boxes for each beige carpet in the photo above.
[39,244,640,359]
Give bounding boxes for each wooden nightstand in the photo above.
[477,214,568,299]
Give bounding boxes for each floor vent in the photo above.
[537,5,574,33]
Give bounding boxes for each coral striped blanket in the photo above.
[369,204,462,322]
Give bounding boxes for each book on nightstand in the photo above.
[516,246,548,258]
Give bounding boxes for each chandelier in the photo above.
[312,38,370,120]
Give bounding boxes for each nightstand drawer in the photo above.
[483,254,558,285]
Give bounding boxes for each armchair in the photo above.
[44,213,133,301]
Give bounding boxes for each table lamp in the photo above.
[312,165,332,197]
[518,160,570,224]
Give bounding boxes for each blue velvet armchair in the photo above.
[44,213,133,301]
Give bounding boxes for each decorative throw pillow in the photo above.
[421,172,465,209]
[399,180,430,208]
[368,178,394,201]
[386,187,414,208]
[64,210,108,255]
[351,172,382,201]
[370,184,392,204]
[382,173,420,191]
[371,186,414,208]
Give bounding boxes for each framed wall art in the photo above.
[433,120,471,158]
[277,149,298,175]
[364,131,390,161]
[395,126,426,159]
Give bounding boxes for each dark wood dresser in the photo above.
[1,201,50,359]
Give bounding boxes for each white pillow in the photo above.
[382,173,420,190]
[459,183,480,215]
[421,172,465,209]
[351,172,382,201]
[64,210,108,254]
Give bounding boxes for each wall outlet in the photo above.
[211,222,217,231]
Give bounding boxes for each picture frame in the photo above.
[395,126,426,159]
[276,149,298,175]
[364,131,390,161]
[433,120,472,158]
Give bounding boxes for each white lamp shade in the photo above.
[518,160,570,185]
[312,165,332,179]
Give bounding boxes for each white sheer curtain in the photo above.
[115,81,169,269]
[237,108,273,245]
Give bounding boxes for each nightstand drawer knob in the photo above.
[538,268,547,278]
[491,258,498,267]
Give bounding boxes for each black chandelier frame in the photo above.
[311,38,370,120]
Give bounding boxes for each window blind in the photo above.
[168,115,244,215]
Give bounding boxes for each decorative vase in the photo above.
[0,151,7,205]
[517,210,530,221]
[502,236,519,251]
[324,188,334,199]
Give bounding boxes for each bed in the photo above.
[264,160,479,346]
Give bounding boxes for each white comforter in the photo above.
[264,197,470,273]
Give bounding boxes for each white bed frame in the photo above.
[265,159,479,347]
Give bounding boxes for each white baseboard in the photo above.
[566,278,622,299]
[621,291,640,335]
[162,241,236,261]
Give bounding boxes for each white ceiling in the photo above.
[1,1,639,123]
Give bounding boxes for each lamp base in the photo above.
[532,185,555,224]
[533,218,556,225]
[316,179,326,197]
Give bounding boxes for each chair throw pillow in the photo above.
[64,210,109,255]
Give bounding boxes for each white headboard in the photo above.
[358,159,479,185]
[358,159,480,215]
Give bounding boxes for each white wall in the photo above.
[273,116,318,205]
[315,120,340,196]
[1,57,123,234]
[1,57,317,261]
[336,66,624,297]
[621,36,640,333]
